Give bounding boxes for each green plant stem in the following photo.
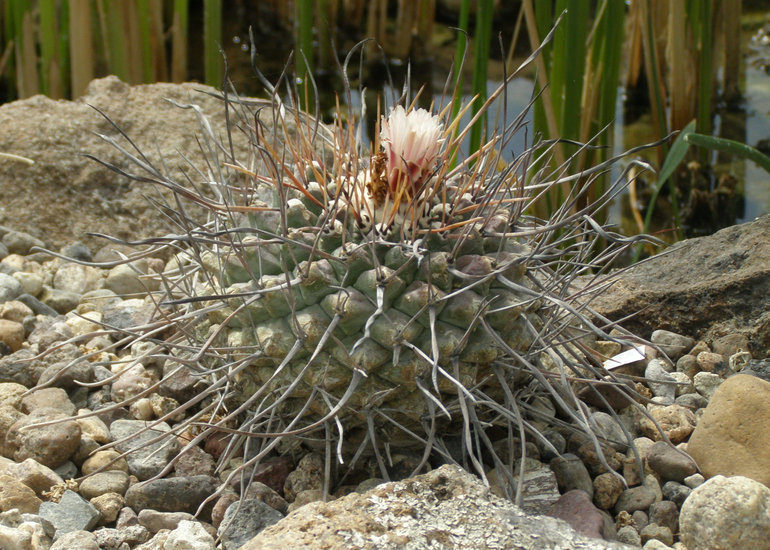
[137,0,152,81]
[203,0,222,87]
[69,0,93,97]
[100,0,129,81]
[641,120,694,248]
[469,0,493,159]
[640,0,668,162]
[171,0,189,82]
[450,0,470,123]
[695,0,712,138]
[295,0,314,111]
[38,0,57,95]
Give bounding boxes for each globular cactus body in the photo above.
[70,56,656,506]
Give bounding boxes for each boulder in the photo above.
[680,475,770,550]
[0,76,299,251]
[586,215,770,355]
[686,374,770,487]
[242,464,635,549]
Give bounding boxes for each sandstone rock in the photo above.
[0,382,26,408]
[592,472,624,510]
[687,374,770,487]
[49,530,99,550]
[137,509,196,533]
[78,471,130,499]
[637,404,696,443]
[0,473,43,513]
[6,409,81,468]
[53,264,103,295]
[90,492,124,525]
[696,351,727,374]
[680,475,770,550]
[242,465,635,549]
[172,444,216,477]
[639,523,673,546]
[165,520,216,550]
[693,371,723,400]
[585,214,770,356]
[0,457,64,497]
[20,387,76,415]
[648,500,679,536]
[105,261,156,296]
[0,300,33,324]
[0,320,24,352]
[0,405,25,457]
[0,77,297,251]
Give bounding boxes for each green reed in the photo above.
[524,0,626,216]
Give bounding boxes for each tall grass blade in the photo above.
[203,0,222,87]
[450,0,470,124]
[639,119,695,256]
[295,0,313,78]
[695,0,712,137]
[38,0,60,96]
[148,0,167,81]
[69,0,94,97]
[98,0,129,82]
[721,1,741,102]
[592,0,624,136]
[18,9,39,97]
[137,0,153,81]
[684,133,770,174]
[639,0,668,164]
[171,0,189,82]
[468,0,493,159]
[559,0,588,158]
[122,2,143,83]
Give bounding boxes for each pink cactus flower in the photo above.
[380,105,444,197]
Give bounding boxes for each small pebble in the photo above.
[661,481,691,508]
[692,371,722,400]
[641,523,674,546]
[645,359,677,403]
[683,473,705,489]
[650,330,695,361]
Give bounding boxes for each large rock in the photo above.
[679,475,770,550]
[586,215,770,355]
[242,465,634,549]
[686,374,770,487]
[0,76,290,251]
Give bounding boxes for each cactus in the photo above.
[67,50,661,509]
